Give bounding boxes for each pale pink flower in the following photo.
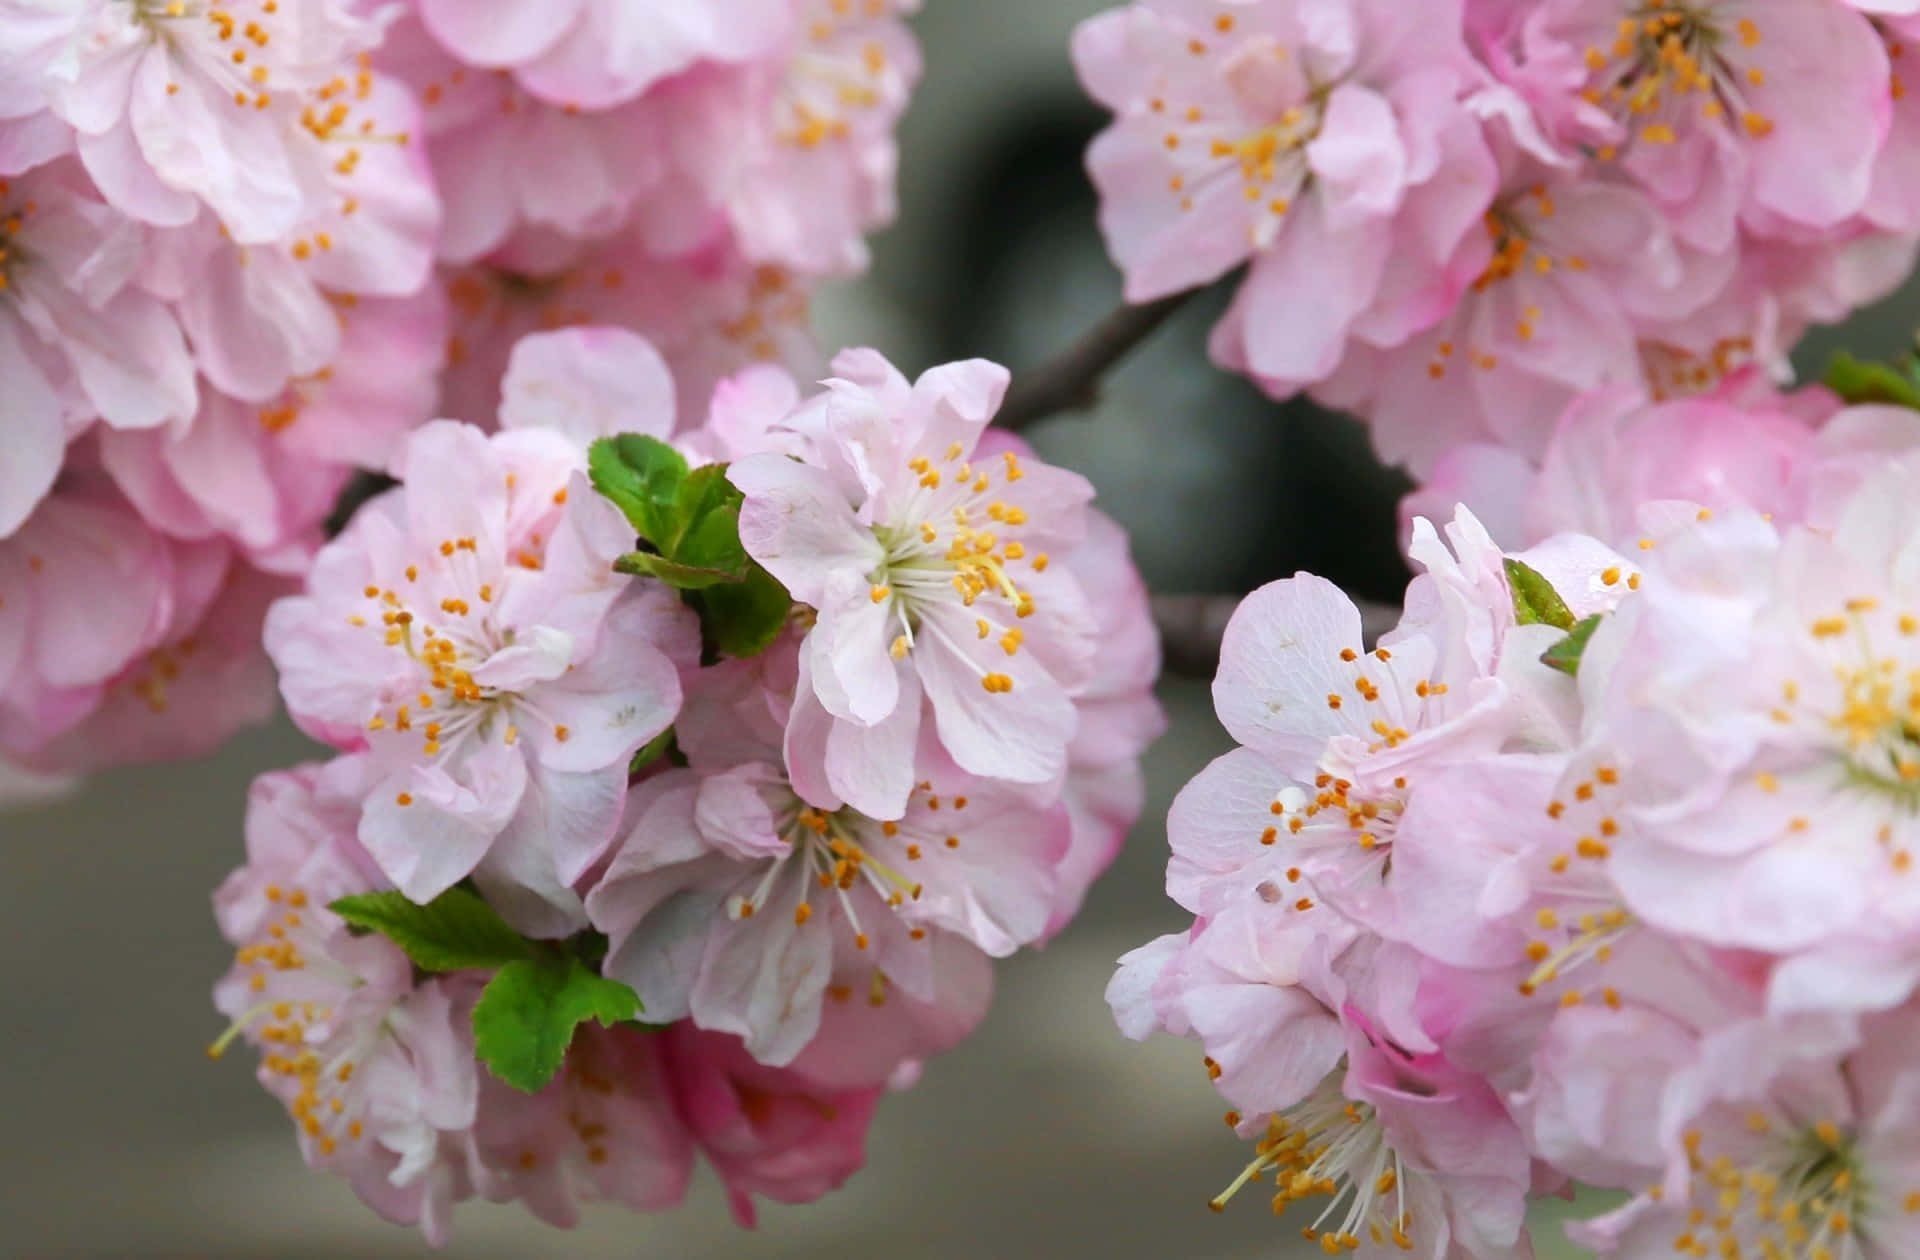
[416,0,789,112]
[586,641,1032,1073]
[0,471,281,777]
[1589,480,1920,996]
[1313,151,1726,473]
[1205,1017,1532,1258]
[210,763,479,1246]
[1502,0,1890,247]
[660,1022,883,1227]
[635,0,922,277]
[1074,0,1499,394]
[731,349,1099,819]
[264,420,699,934]
[1571,1009,1920,1260]
[495,324,677,452]
[439,235,818,432]
[472,1022,693,1227]
[376,15,664,264]
[0,160,196,537]
[47,0,386,242]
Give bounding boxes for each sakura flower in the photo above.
[264,420,699,934]
[660,1022,883,1227]
[0,469,281,777]
[0,161,196,536]
[1511,0,1890,247]
[637,0,922,276]
[586,641,1035,1073]
[1208,1017,1531,1259]
[47,0,386,242]
[1313,152,1727,472]
[416,0,789,112]
[376,15,661,264]
[1590,476,1920,994]
[439,235,818,432]
[210,763,479,1246]
[1571,1009,1920,1260]
[1073,0,1498,393]
[472,1022,693,1227]
[731,349,1099,818]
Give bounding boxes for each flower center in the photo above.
[1778,601,1920,817]
[780,2,899,150]
[871,446,1043,693]
[1210,1070,1412,1255]
[207,881,379,1159]
[0,183,31,296]
[1582,3,1774,152]
[1674,1116,1884,1260]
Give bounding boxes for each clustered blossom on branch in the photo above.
[0,0,923,796]
[211,332,1164,1240]
[1115,386,1920,1253]
[1074,0,1920,475]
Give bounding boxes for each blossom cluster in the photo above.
[1073,0,1920,475]
[1115,377,1920,1256]
[0,0,923,796]
[212,332,1163,1240]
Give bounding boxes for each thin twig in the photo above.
[1153,593,1402,679]
[995,290,1194,432]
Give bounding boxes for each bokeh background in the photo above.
[7,2,1916,1255]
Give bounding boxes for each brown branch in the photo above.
[1154,593,1402,680]
[994,290,1194,432]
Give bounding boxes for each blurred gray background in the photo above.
[6,1,1914,1255]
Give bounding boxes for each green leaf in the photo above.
[328,888,533,973]
[588,434,688,542]
[672,464,746,551]
[1823,350,1920,409]
[1504,558,1577,631]
[472,957,641,1093]
[628,727,677,775]
[695,563,793,659]
[1540,614,1604,677]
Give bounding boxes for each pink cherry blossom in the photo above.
[0,469,282,778]
[731,349,1099,819]
[471,1022,693,1227]
[1492,0,1891,247]
[46,0,387,242]
[586,640,1030,1074]
[210,762,480,1246]
[438,235,819,432]
[0,160,196,536]
[263,420,699,934]
[1074,0,1499,394]
[1585,480,1920,991]
[633,0,923,277]
[1570,1008,1920,1260]
[416,0,789,112]
[660,1022,883,1227]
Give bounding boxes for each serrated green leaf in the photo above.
[613,549,744,589]
[1540,614,1604,677]
[471,957,641,1093]
[1824,350,1920,409]
[696,563,793,659]
[676,501,751,576]
[672,464,744,550]
[328,888,533,972]
[1504,558,1577,631]
[588,434,688,541]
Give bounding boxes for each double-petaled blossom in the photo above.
[1074,0,1499,398]
[585,633,1026,1074]
[264,420,699,933]
[210,764,481,1246]
[731,349,1101,820]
